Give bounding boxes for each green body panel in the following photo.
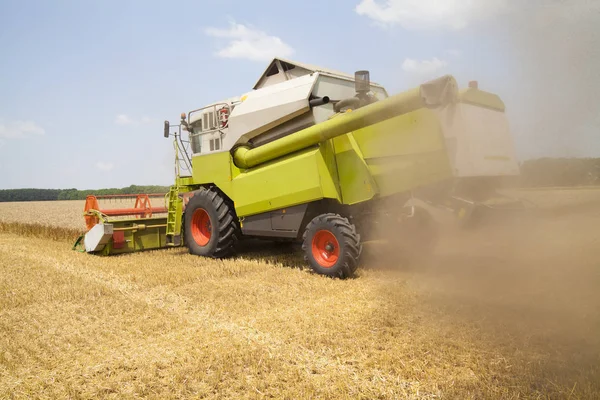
[192,152,235,198]
[351,108,452,196]
[319,139,342,199]
[176,176,195,187]
[193,146,341,217]
[99,217,168,255]
[233,147,338,217]
[331,134,378,205]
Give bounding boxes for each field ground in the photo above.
[1,188,599,399]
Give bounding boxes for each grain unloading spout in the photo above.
[232,75,458,169]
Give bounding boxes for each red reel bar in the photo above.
[93,193,165,199]
[84,194,168,230]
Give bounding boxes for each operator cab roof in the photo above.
[253,57,385,90]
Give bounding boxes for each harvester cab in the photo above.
[77,57,523,278]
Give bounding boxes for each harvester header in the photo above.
[83,194,167,230]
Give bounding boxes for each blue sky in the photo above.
[1,0,598,189]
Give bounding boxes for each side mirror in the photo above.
[163,121,170,138]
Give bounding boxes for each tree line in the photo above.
[0,185,170,202]
[0,158,599,202]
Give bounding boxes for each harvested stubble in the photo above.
[0,191,600,399]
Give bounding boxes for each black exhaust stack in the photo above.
[309,96,330,108]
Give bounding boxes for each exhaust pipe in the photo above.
[309,96,330,108]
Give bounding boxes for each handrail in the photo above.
[187,102,231,139]
[167,123,192,176]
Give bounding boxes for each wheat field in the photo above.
[1,190,600,399]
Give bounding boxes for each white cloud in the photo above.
[0,120,45,139]
[402,57,448,80]
[96,162,114,171]
[115,114,155,126]
[205,21,294,62]
[355,0,509,30]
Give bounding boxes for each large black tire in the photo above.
[184,187,239,258]
[302,213,362,278]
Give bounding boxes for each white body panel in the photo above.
[254,57,366,90]
[312,75,388,105]
[187,58,392,158]
[84,223,113,252]
[224,73,317,149]
[437,103,520,177]
[188,58,392,158]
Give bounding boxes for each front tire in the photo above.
[184,187,239,258]
[302,213,362,278]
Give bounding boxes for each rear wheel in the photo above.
[302,213,362,278]
[184,187,239,258]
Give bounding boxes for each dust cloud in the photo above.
[497,0,600,159]
[358,1,600,388]
[361,188,600,395]
[366,3,600,384]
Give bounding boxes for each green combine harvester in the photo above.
[78,58,521,278]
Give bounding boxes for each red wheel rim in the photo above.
[191,208,212,246]
[311,230,340,268]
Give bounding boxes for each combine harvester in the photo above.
[76,58,523,277]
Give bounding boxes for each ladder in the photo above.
[165,185,183,246]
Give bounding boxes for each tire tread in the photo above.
[184,187,240,258]
[301,213,362,278]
